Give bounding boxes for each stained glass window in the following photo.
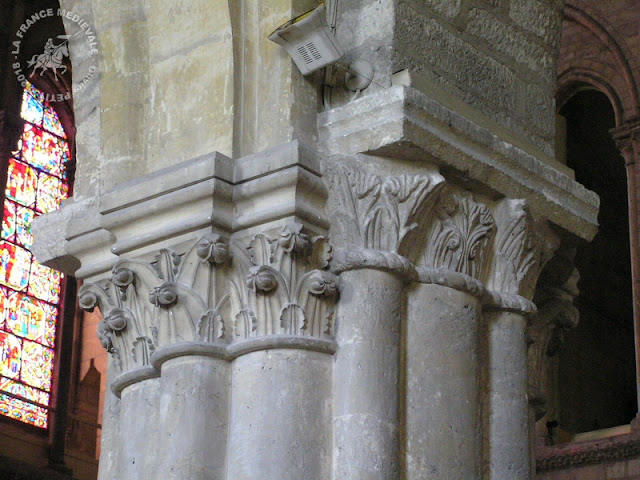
[0,82,70,429]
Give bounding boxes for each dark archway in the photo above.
[558,89,637,435]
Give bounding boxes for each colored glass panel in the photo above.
[15,205,35,249]
[0,392,48,428]
[2,202,15,242]
[20,92,44,125]
[24,82,42,100]
[0,82,69,428]
[28,262,62,304]
[0,288,6,330]
[20,124,68,178]
[0,377,49,404]
[43,106,66,138]
[0,242,31,291]
[42,304,57,348]
[36,173,68,214]
[6,159,37,208]
[6,293,47,344]
[0,331,21,378]
[3,201,36,249]
[21,340,53,391]
[20,92,43,126]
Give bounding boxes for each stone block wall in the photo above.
[393,0,564,156]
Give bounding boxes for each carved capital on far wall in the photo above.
[79,224,339,394]
[611,119,640,163]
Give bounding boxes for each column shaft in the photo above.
[227,349,332,480]
[486,311,530,480]
[118,378,160,480]
[406,283,481,479]
[156,356,230,480]
[97,358,121,480]
[333,269,403,480]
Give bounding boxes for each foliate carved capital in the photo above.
[420,192,494,279]
[327,160,445,257]
[79,224,339,389]
[487,199,559,299]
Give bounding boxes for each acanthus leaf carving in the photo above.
[421,192,494,279]
[328,161,445,256]
[230,222,339,339]
[488,199,560,299]
[80,226,338,378]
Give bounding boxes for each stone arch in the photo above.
[557,68,625,127]
[559,3,640,121]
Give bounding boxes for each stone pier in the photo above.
[32,1,600,479]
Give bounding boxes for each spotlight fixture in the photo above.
[269,4,345,75]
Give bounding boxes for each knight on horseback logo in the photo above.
[27,35,70,81]
[11,8,98,101]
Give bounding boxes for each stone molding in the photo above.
[536,430,640,472]
[330,248,417,280]
[32,140,328,279]
[78,225,338,396]
[416,266,536,315]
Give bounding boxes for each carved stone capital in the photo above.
[487,199,560,300]
[79,224,339,396]
[611,119,640,163]
[326,160,445,258]
[420,191,495,280]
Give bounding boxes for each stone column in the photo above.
[403,191,495,480]
[118,379,160,479]
[527,249,580,451]
[612,121,640,413]
[406,280,483,479]
[155,355,229,479]
[485,309,531,479]
[326,161,445,479]
[96,357,122,480]
[483,199,558,480]
[332,266,405,479]
[225,226,337,480]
